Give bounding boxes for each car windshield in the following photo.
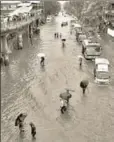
[86,48,97,55]
[80,35,86,38]
[86,46,100,52]
[96,72,109,79]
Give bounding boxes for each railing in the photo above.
[1,14,41,33]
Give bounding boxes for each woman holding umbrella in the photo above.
[61,39,66,47]
[80,80,89,94]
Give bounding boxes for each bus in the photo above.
[82,39,102,60]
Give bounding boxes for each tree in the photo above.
[64,1,84,19]
[44,1,61,16]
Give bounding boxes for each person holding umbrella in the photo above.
[15,113,27,132]
[80,80,89,94]
[59,89,73,113]
[61,39,66,47]
[59,89,72,104]
[54,33,57,38]
[30,122,36,138]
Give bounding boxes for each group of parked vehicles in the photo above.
[70,19,110,85]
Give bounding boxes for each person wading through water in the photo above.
[40,56,45,66]
[80,80,89,94]
[30,122,36,138]
[54,33,57,38]
[15,113,27,132]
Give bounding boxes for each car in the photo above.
[94,58,110,84]
[61,22,68,27]
[78,34,87,43]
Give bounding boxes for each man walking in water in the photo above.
[40,56,45,66]
[30,122,36,138]
[80,80,89,94]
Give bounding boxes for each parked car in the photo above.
[78,34,87,43]
[94,58,110,84]
[61,21,68,27]
[76,30,83,42]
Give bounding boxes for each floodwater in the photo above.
[1,13,114,142]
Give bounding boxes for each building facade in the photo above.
[1,1,21,16]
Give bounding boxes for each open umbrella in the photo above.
[59,92,72,100]
[37,53,45,58]
[62,39,66,41]
[15,113,27,126]
[80,80,89,88]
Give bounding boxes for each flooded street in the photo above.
[1,14,114,142]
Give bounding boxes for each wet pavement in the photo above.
[1,13,114,142]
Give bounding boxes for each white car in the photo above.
[94,58,110,84]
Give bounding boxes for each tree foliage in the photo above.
[64,1,84,19]
[44,1,61,16]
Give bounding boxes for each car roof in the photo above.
[83,39,100,46]
[95,58,109,65]
[97,64,109,72]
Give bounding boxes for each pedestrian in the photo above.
[80,80,89,94]
[15,113,27,132]
[54,33,56,38]
[60,33,62,38]
[56,33,59,38]
[40,56,45,66]
[59,89,72,104]
[78,55,83,68]
[30,122,36,138]
[19,121,24,132]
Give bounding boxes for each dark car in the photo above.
[61,22,68,27]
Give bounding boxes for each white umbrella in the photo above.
[78,55,84,59]
[37,53,45,58]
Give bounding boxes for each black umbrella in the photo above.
[62,39,66,41]
[80,80,89,88]
[15,113,27,126]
